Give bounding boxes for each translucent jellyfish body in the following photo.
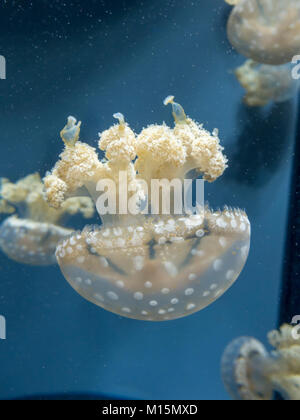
[56,210,250,321]
[221,324,300,400]
[235,59,300,106]
[0,215,72,266]
[0,174,94,265]
[44,98,251,321]
[226,0,300,65]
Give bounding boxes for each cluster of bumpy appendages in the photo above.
[44,97,228,215]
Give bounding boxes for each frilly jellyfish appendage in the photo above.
[0,173,94,266]
[227,0,300,65]
[221,325,300,400]
[44,98,250,321]
[235,59,300,107]
[60,116,82,147]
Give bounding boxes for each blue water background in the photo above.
[0,0,298,399]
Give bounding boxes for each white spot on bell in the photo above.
[134,292,144,301]
[107,291,119,300]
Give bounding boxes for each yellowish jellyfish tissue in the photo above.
[0,174,94,265]
[221,324,300,400]
[235,59,300,107]
[44,98,251,321]
[226,0,300,65]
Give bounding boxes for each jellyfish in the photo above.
[221,324,300,400]
[226,0,300,65]
[234,59,300,106]
[0,173,94,265]
[43,97,251,321]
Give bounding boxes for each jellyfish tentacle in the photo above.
[164,95,187,124]
[113,112,126,126]
[60,116,82,147]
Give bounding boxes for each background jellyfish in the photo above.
[221,324,300,400]
[234,59,300,107]
[226,0,300,65]
[43,97,251,322]
[0,173,94,265]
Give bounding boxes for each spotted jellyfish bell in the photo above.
[226,0,300,65]
[56,210,251,321]
[46,100,251,321]
[0,216,73,266]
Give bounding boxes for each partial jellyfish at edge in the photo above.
[234,59,300,107]
[221,324,300,400]
[226,0,300,65]
[43,97,251,321]
[0,173,94,265]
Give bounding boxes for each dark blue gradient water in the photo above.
[0,0,298,400]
